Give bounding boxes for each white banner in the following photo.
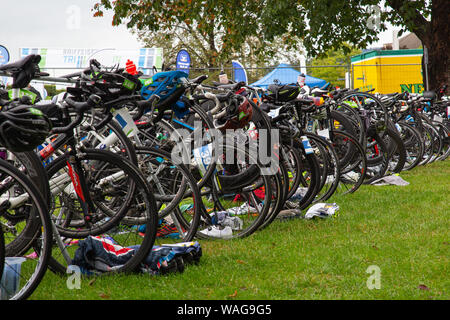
[19,47,163,75]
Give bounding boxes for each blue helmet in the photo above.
[140,70,189,118]
[140,70,188,102]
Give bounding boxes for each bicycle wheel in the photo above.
[257,163,288,230]
[45,149,158,275]
[0,225,4,286]
[0,150,51,256]
[330,110,357,137]
[364,131,390,184]
[331,130,367,194]
[332,102,365,145]
[417,123,435,166]
[306,133,341,202]
[384,125,407,173]
[284,137,321,210]
[280,143,303,200]
[197,143,274,239]
[423,122,443,164]
[396,121,424,171]
[134,146,201,243]
[435,122,450,161]
[339,92,389,139]
[167,102,219,190]
[0,159,52,300]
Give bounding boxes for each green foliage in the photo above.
[93,0,447,88]
[93,0,433,59]
[308,44,361,88]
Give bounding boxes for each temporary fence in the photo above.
[1,63,425,96]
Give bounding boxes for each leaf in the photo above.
[88,278,96,286]
[99,292,110,299]
[236,259,246,264]
[418,284,430,291]
[228,290,238,298]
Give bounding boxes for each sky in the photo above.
[0,0,143,61]
[0,0,396,64]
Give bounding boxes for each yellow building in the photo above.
[351,49,424,94]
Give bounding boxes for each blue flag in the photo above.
[176,49,191,75]
[232,60,247,84]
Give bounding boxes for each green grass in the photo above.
[30,160,449,300]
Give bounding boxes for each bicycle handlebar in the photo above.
[51,94,101,134]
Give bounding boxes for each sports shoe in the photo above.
[157,220,181,239]
[227,202,261,215]
[276,209,302,220]
[199,226,233,239]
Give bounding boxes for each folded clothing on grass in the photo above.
[71,236,202,276]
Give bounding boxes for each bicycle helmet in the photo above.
[214,95,253,131]
[140,70,188,103]
[85,71,141,100]
[0,104,52,152]
[140,70,189,122]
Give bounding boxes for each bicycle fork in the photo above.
[65,148,96,226]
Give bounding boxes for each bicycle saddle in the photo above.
[0,54,40,73]
[212,81,244,91]
[0,55,48,89]
[191,75,208,84]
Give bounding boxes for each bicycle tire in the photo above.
[0,225,4,285]
[330,130,367,194]
[280,143,303,200]
[384,125,407,173]
[423,122,443,163]
[364,132,390,184]
[396,121,424,171]
[134,146,202,242]
[435,122,450,161]
[249,150,288,230]
[1,151,51,255]
[305,133,341,202]
[284,137,321,210]
[196,143,274,239]
[45,149,158,275]
[0,159,52,300]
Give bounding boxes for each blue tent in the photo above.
[250,63,328,89]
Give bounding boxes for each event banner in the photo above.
[19,47,163,75]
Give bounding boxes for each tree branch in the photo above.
[385,0,430,40]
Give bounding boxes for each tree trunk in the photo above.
[422,0,450,91]
[388,0,449,92]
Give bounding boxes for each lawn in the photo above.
[30,160,449,300]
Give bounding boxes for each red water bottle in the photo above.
[126,59,137,75]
